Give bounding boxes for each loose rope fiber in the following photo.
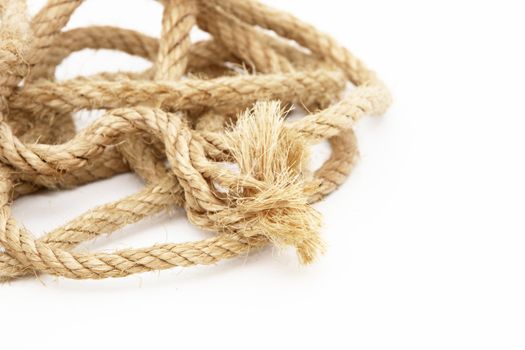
[0,0,391,281]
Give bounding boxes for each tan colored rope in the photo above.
[0,0,391,281]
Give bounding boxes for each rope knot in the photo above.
[213,101,325,263]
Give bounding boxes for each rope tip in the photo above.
[223,100,325,264]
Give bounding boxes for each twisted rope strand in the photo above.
[0,0,390,281]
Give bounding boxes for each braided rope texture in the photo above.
[0,0,391,281]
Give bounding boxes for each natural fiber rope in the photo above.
[0,0,391,281]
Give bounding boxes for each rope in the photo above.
[0,0,391,281]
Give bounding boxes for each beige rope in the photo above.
[0,0,391,281]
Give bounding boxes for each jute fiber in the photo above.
[0,0,391,281]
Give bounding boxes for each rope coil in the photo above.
[0,0,391,281]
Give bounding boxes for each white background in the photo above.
[1,1,524,349]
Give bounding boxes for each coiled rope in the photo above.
[0,0,391,280]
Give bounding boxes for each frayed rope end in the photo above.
[223,101,325,264]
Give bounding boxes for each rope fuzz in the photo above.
[221,102,324,264]
[0,0,391,281]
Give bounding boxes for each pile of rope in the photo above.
[0,0,391,281]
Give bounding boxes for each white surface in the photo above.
[2,1,525,349]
